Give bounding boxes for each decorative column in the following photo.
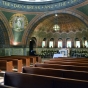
[72,39,74,48]
[54,39,58,48]
[37,38,42,48]
[63,38,66,48]
[80,39,83,48]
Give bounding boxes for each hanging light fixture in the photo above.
[53,14,60,31]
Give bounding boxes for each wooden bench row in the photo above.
[0,55,41,65]
[49,57,88,62]
[22,66,88,81]
[0,56,41,72]
[4,72,88,88]
[44,60,88,66]
[0,59,22,72]
[11,55,41,64]
[3,57,88,88]
[34,63,88,71]
[51,57,88,60]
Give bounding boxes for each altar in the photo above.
[59,48,68,57]
[53,54,63,58]
[53,48,70,58]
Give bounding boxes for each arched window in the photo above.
[66,38,71,48]
[84,40,87,47]
[75,38,80,48]
[58,38,62,48]
[49,38,54,48]
[42,38,46,48]
[83,37,87,48]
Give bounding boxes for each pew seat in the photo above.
[4,72,88,88]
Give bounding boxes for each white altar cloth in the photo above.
[53,54,63,58]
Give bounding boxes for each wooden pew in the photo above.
[12,59,22,72]
[0,58,22,72]
[51,57,88,60]
[11,55,41,66]
[22,66,88,81]
[0,56,30,67]
[44,59,88,65]
[34,63,88,71]
[44,61,88,66]
[0,60,12,72]
[0,85,16,88]
[10,56,30,66]
[49,58,88,62]
[28,56,41,64]
[4,72,88,88]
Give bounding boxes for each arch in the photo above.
[82,37,87,48]
[43,38,46,41]
[49,38,54,48]
[66,38,72,48]
[75,38,80,48]
[0,11,13,45]
[0,19,10,47]
[58,38,63,48]
[42,38,46,48]
[50,38,54,41]
[24,10,88,46]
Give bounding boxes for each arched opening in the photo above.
[49,38,54,48]
[66,38,71,48]
[58,38,62,48]
[75,38,80,48]
[42,38,46,48]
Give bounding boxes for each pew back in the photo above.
[34,63,88,71]
[44,61,88,66]
[4,72,88,88]
[22,66,88,81]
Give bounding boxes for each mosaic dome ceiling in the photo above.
[35,13,87,33]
